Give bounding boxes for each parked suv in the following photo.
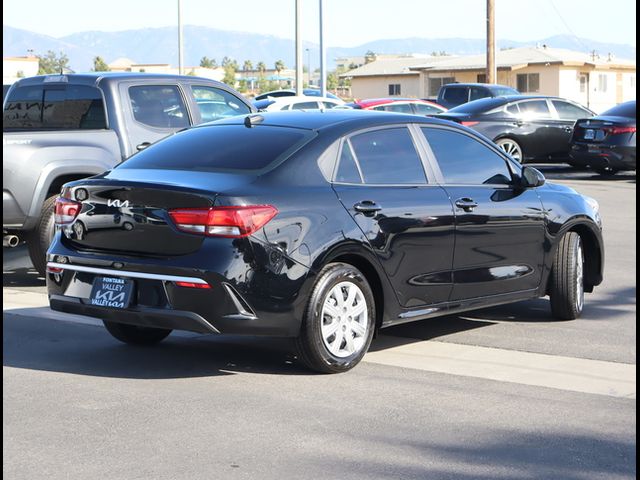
[3,73,254,274]
[437,83,518,109]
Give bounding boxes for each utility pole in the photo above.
[486,0,496,84]
[319,0,327,97]
[178,0,184,75]
[295,0,303,95]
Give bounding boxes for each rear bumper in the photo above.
[569,144,636,170]
[2,190,27,229]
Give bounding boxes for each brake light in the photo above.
[54,197,82,225]
[604,126,636,135]
[461,121,479,127]
[168,205,278,237]
[174,281,211,289]
[46,265,64,274]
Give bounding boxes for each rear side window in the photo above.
[422,128,512,185]
[3,84,106,131]
[291,101,320,110]
[348,128,426,184]
[469,87,488,101]
[191,86,250,122]
[373,103,413,114]
[552,100,591,120]
[443,87,469,105]
[129,85,189,129]
[334,142,362,183]
[118,125,312,172]
[413,103,443,115]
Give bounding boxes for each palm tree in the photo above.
[243,60,253,72]
[274,60,285,74]
[257,62,267,75]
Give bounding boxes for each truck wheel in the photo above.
[103,321,172,345]
[27,195,57,277]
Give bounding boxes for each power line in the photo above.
[547,0,591,52]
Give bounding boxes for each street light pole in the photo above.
[178,0,184,75]
[306,48,311,86]
[319,0,327,97]
[295,0,303,95]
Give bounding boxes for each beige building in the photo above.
[3,56,40,84]
[342,55,446,100]
[107,58,224,81]
[343,46,636,113]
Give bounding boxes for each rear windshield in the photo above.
[602,102,636,119]
[3,84,107,131]
[448,97,509,114]
[490,87,519,96]
[118,124,313,172]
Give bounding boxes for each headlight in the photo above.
[584,196,599,213]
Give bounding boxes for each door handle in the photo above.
[563,126,574,132]
[354,200,382,215]
[136,142,152,151]
[455,198,478,212]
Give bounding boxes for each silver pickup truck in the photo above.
[3,73,254,274]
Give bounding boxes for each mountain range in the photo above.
[3,24,636,72]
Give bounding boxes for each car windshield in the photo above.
[491,87,519,96]
[118,124,314,173]
[602,102,636,119]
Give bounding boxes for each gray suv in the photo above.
[3,73,254,274]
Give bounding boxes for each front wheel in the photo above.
[496,138,524,163]
[549,232,584,320]
[296,263,375,373]
[103,321,172,345]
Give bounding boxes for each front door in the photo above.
[332,126,456,308]
[420,126,546,301]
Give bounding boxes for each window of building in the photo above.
[516,73,540,93]
[421,128,512,185]
[388,84,401,96]
[598,74,608,92]
[477,74,487,83]
[579,74,588,93]
[428,77,455,97]
[349,128,427,184]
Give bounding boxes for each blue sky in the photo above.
[3,0,636,46]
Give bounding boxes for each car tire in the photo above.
[27,195,57,276]
[103,320,172,345]
[595,167,619,176]
[496,138,524,163]
[549,232,584,320]
[295,263,376,373]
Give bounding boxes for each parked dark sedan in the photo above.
[46,110,604,373]
[437,96,594,163]
[569,100,636,174]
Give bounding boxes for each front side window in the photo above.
[129,85,189,129]
[191,86,250,122]
[413,103,443,115]
[421,127,512,185]
[551,100,591,120]
[3,84,106,131]
[374,103,413,114]
[348,128,427,184]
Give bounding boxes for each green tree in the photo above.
[364,50,377,64]
[256,62,267,74]
[200,56,217,68]
[274,60,285,74]
[327,72,339,90]
[92,56,110,72]
[37,50,70,74]
[16,70,25,78]
[222,60,237,87]
[243,60,253,72]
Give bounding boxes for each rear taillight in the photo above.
[174,281,211,289]
[461,121,479,127]
[54,197,82,225]
[168,205,278,238]
[604,126,636,135]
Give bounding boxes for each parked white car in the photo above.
[255,96,344,112]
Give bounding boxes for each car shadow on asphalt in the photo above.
[533,164,636,183]
[2,267,45,288]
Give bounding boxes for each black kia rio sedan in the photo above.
[47,110,604,373]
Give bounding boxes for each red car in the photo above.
[348,98,447,115]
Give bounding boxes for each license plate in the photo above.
[89,277,133,309]
[584,129,595,140]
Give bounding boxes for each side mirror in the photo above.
[520,166,545,188]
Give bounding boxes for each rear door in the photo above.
[514,99,565,158]
[420,126,546,300]
[332,125,456,307]
[119,82,191,156]
[549,99,594,152]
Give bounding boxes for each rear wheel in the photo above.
[27,195,57,276]
[595,167,619,176]
[103,321,172,345]
[549,232,584,320]
[296,263,375,373]
[496,138,523,163]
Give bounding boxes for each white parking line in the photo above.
[366,336,636,399]
[4,288,636,399]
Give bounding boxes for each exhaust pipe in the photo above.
[3,235,20,248]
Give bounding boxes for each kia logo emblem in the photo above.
[107,199,130,208]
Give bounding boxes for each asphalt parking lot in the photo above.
[3,165,636,480]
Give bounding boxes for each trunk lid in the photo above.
[573,116,635,143]
[61,169,256,256]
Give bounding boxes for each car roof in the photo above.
[203,109,456,132]
[444,83,515,89]
[267,95,341,105]
[11,72,226,88]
